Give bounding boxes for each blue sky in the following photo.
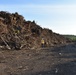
[0,0,76,35]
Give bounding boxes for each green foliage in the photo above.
[63,35,76,41]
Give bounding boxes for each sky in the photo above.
[0,0,76,35]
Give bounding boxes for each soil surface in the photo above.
[0,42,76,75]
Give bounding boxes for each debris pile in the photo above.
[0,11,70,50]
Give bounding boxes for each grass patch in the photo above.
[63,35,76,41]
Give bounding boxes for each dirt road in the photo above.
[0,43,76,75]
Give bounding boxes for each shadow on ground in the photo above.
[32,60,76,75]
[32,43,76,75]
[51,43,76,58]
[0,43,76,75]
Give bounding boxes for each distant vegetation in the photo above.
[63,35,76,41]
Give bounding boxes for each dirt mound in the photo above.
[0,11,70,50]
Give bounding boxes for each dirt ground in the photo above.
[0,42,76,75]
